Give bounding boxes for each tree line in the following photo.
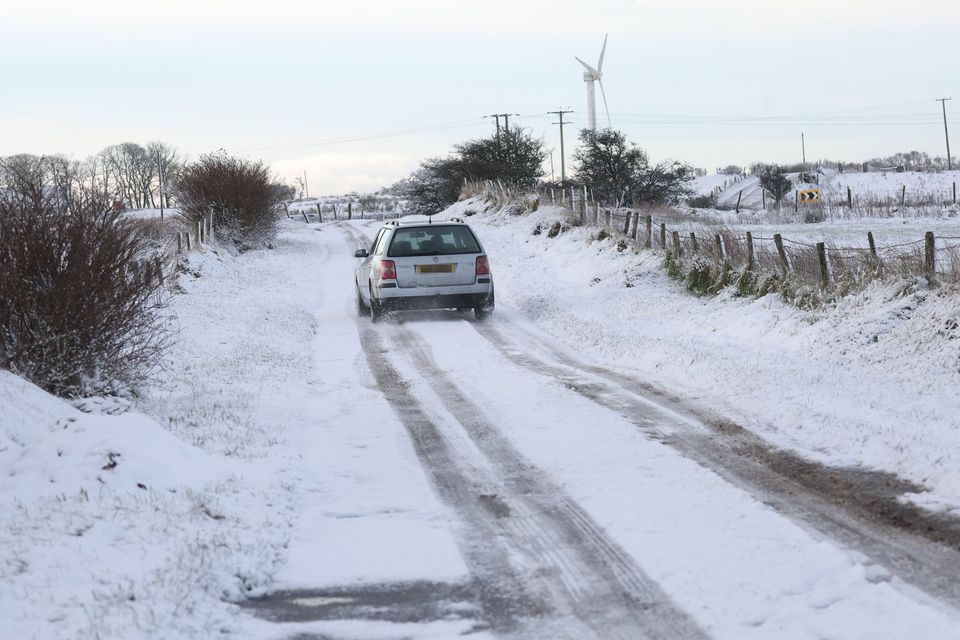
[0,141,181,212]
[394,127,694,215]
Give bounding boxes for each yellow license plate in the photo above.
[416,264,456,273]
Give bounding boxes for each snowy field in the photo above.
[688,169,960,213]
[3,207,960,638]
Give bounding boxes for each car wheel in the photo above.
[369,286,383,323]
[356,286,368,317]
[474,287,494,322]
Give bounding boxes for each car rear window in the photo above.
[387,225,481,257]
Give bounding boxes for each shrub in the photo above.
[174,151,283,248]
[0,201,168,396]
[757,165,793,204]
[687,193,717,208]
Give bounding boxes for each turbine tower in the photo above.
[575,34,611,131]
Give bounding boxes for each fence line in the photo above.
[541,189,960,288]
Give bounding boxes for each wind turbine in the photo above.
[575,34,611,131]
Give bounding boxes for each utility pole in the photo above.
[548,109,573,184]
[303,171,309,198]
[485,113,503,139]
[485,113,517,150]
[937,97,952,170]
[801,132,806,168]
[157,148,164,221]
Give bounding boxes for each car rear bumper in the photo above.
[377,291,493,312]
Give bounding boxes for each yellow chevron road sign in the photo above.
[799,188,822,203]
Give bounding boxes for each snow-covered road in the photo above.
[238,219,960,639]
[5,213,960,639]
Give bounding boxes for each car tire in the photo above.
[356,286,368,317]
[474,287,495,322]
[369,286,383,323]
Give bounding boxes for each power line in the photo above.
[200,117,488,154]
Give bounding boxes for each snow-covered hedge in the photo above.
[0,202,168,396]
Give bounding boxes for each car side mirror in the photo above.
[354,248,368,258]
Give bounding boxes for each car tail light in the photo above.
[476,255,490,276]
[378,260,397,280]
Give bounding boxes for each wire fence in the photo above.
[515,182,960,296]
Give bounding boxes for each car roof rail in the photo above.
[384,220,400,226]
[449,217,464,223]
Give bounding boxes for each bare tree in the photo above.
[147,141,180,209]
[0,154,51,209]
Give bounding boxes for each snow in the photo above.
[1,224,468,639]
[4,206,960,638]
[450,198,960,510]
[688,169,960,212]
[392,320,959,638]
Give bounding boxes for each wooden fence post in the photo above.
[762,190,766,209]
[644,215,652,249]
[773,233,788,275]
[714,234,724,262]
[735,190,742,214]
[953,182,956,205]
[794,191,799,213]
[316,203,323,223]
[689,232,699,253]
[302,211,309,223]
[924,231,936,281]
[900,185,906,207]
[631,212,639,241]
[185,231,192,251]
[348,201,353,220]
[816,242,829,288]
[867,232,879,268]
[847,186,853,208]
[283,202,290,218]
[660,222,666,248]
[623,212,631,236]
[671,230,682,256]
[746,231,755,271]
[592,201,599,225]
[604,211,611,228]
[176,232,183,254]
[197,220,203,245]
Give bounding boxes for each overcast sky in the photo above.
[2,0,957,194]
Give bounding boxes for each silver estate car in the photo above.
[354,218,495,322]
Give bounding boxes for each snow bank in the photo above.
[0,367,280,639]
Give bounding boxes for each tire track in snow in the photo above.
[472,319,960,612]
[364,324,709,640]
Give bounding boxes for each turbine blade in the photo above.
[598,78,612,129]
[597,34,608,72]
[575,56,598,75]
